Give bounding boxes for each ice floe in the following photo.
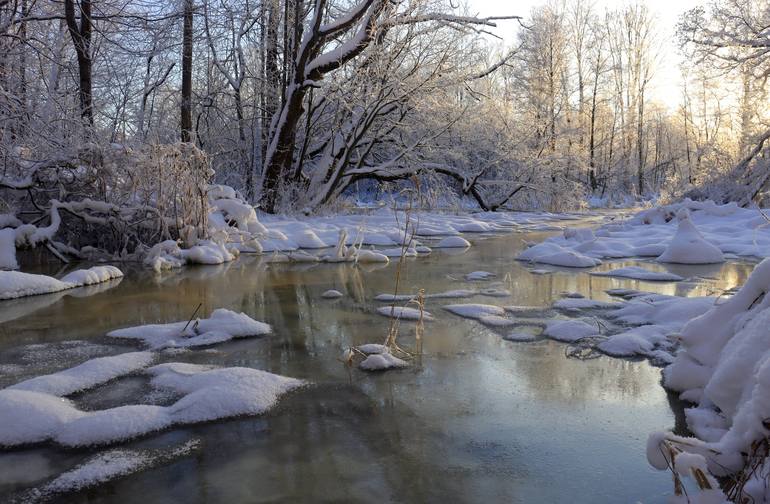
[375,306,433,321]
[442,303,506,319]
[107,309,271,349]
[542,319,600,342]
[465,271,495,281]
[8,352,155,396]
[0,362,303,447]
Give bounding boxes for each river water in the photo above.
[0,223,755,503]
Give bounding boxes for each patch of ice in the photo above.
[442,303,505,320]
[465,271,495,281]
[591,266,683,282]
[375,306,433,321]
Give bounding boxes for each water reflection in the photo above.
[0,228,757,503]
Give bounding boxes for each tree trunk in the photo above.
[181,0,193,143]
[64,0,94,128]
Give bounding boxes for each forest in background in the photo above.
[0,0,769,255]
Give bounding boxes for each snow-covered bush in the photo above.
[1,143,212,266]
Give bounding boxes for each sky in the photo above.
[467,0,702,110]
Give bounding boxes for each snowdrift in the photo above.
[648,258,770,502]
[518,199,770,267]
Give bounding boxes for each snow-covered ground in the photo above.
[518,199,770,267]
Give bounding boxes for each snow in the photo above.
[8,352,155,396]
[517,241,601,268]
[434,236,471,248]
[0,363,304,447]
[354,249,389,263]
[516,200,770,268]
[0,227,18,270]
[657,210,725,264]
[629,259,770,502]
[591,266,684,282]
[107,309,271,349]
[442,303,506,320]
[60,265,124,286]
[358,345,409,371]
[0,266,123,300]
[375,306,433,321]
[465,271,495,281]
[37,440,199,495]
[542,319,600,342]
[321,289,344,299]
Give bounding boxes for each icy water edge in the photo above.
[0,224,755,503]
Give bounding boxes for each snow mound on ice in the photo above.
[107,309,271,349]
[442,303,505,320]
[656,210,724,264]
[0,266,123,300]
[465,271,495,281]
[358,345,409,371]
[8,352,155,396]
[517,241,601,268]
[542,319,599,342]
[375,306,433,321]
[434,236,471,248]
[0,363,303,447]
